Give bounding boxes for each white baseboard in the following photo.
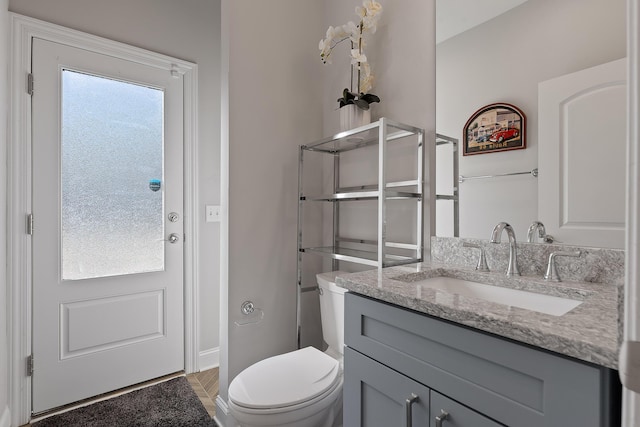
[0,405,10,427]
[199,347,219,371]
[214,395,232,427]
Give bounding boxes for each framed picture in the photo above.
[463,103,526,156]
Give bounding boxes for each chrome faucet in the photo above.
[490,222,521,276]
[527,221,546,243]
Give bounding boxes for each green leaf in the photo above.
[361,93,380,104]
[338,98,355,108]
[354,99,370,110]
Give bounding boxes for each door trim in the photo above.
[8,13,200,425]
[624,0,640,423]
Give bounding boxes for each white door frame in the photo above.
[7,13,200,425]
[624,0,640,424]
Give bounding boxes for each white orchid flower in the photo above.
[319,1,382,102]
[359,62,374,93]
[360,74,374,94]
[362,16,379,33]
[364,0,383,16]
[325,26,336,39]
[351,49,367,65]
[343,21,358,37]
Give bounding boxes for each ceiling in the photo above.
[436,0,530,44]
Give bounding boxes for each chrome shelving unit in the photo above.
[435,133,459,237]
[297,117,425,283]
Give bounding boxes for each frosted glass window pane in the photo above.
[61,70,164,280]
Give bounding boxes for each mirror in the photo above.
[435,0,627,248]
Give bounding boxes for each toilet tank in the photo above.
[316,271,348,356]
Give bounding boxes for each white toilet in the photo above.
[228,271,347,427]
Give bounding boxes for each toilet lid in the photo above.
[228,346,340,410]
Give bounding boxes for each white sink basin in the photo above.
[416,276,582,316]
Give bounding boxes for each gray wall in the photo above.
[223,0,325,388]
[1,0,9,425]
[7,0,222,357]
[436,0,626,240]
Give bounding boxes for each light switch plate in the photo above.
[206,205,221,222]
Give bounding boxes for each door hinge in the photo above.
[26,213,33,235]
[27,73,34,96]
[26,354,34,376]
[620,340,640,392]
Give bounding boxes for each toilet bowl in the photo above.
[228,271,348,427]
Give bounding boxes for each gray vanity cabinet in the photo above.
[343,292,620,427]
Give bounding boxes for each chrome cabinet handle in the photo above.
[435,409,449,427]
[405,393,419,426]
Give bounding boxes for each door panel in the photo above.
[32,37,184,413]
[61,290,165,358]
[538,58,626,248]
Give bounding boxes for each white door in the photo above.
[31,38,184,413]
[538,58,627,248]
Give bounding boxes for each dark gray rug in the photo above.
[32,377,217,427]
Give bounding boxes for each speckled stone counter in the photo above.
[336,261,620,369]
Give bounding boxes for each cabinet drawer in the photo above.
[345,293,616,427]
[430,391,503,427]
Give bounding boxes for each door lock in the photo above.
[167,233,180,244]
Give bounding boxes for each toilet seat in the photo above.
[229,346,341,411]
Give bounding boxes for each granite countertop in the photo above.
[336,261,620,369]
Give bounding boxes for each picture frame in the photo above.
[462,103,526,156]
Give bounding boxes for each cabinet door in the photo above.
[344,347,430,427]
[430,391,503,427]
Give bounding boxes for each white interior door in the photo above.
[31,37,184,413]
[538,58,627,248]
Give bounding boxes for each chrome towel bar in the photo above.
[459,168,538,183]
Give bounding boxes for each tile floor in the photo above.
[187,367,219,418]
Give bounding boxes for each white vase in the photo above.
[339,104,371,131]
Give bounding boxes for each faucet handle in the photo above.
[462,242,490,272]
[544,250,581,282]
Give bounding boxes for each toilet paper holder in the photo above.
[234,300,264,326]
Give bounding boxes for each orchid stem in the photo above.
[357,20,363,93]
[350,41,354,93]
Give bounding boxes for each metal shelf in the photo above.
[302,189,422,202]
[302,118,423,154]
[435,133,459,237]
[297,117,425,270]
[300,246,421,268]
